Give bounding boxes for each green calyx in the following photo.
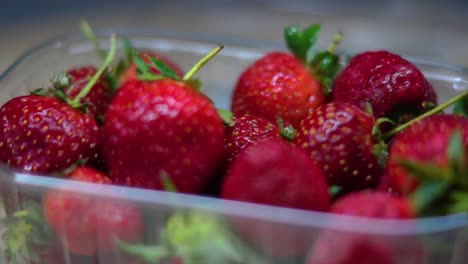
[3,200,53,263]
[399,129,468,216]
[453,94,468,117]
[284,24,343,96]
[276,116,296,141]
[217,109,234,126]
[135,45,223,92]
[118,211,266,264]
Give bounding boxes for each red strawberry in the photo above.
[306,191,422,264]
[61,65,113,118]
[231,24,342,127]
[222,138,330,210]
[103,46,225,193]
[0,35,117,174]
[379,114,468,197]
[293,102,383,191]
[330,50,437,124]
[0,95,100,173]
[119,50,184,85]
[331,191,414,218]
[43,166,143,256]
[225,113,283,164]
[221,138,330,256]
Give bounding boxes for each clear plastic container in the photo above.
[0,30,467,264]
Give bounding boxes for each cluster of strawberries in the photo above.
[0,22,466,264]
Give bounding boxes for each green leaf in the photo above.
[372,141,388,167]
[452,93,468,117]
[329,185,342,198]
[117,239,169,264]
[276,116,296,141]
[160,171,178,192]
[364,102,374,118]
[422,101,437,111]
[398,159,453,183]
[30,88,50,96]
[448,191,468,213]
[284,24,321,63]
[122,38,134,66]
[134,55,164,81]
[185,79,201,91]
[309,51,341,96]
[447,129,467,188]
[302,24,321,63]
[410,180,451,215]
[148,58,181,80]
[284,26,307,63]
[217,109,234,126]
[3,201,53,263]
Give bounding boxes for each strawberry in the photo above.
[293,102,383,191]
[380,114,467,196]
[224,113,285,164]
[221,138,330,256]
[330,50,437,125]
[378,114,468,217]
[231,24,342,127]
[43,166,143,256]
[306,191,422,264]
[0,36,117,174]
[331,190,414,218]
[60,65,113,118]
[0,94,101,173]
[102,46,225,193]
[222,138,330,210]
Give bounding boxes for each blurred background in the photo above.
[1,0,467,73]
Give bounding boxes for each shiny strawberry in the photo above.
[224,113,286,164]
[221,138,330,256]
[331,50,437,125]
[306,191,421,264]
[379,114,468,198]
[103,46,225,193]
[0,37,117,174]
[43,166,143,256]
[293,102,383,191]
[0,94,100,173]
[231,24,342,127]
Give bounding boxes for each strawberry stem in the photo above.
[383,91,468,140]
[327,31,343,53]
[70,34,117,107]
[182,45,224,81]
[80,20,106,60]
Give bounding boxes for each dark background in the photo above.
[1,0,467,72]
